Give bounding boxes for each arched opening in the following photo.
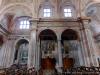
[39,29,57,40]
[39,29,57,54]
[14,39,29,65]
[39,29,57,74]
[61,29,78,40]
[61,29,79,69]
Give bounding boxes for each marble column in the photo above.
[0,41,8,68]
[79,28,91,66]
[36,39,41,71]
[81,19,98,66]
[77,40,85,66]
[0,39,14,68]
[35,30,40,71]
[57,34,63,72]
[6,40,15,67]
[28,21,37,69]
[78,30,87,66]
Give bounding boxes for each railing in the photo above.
[0,65,100,75]
[62,67,100,75]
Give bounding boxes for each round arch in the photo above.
[14,37,29,48]
[15,39,29,48]
[61,29,79,68]
[59,0,77,18]
[14,38,29,64]
[0,3,33,20]
[39,29,57,40]
[39,29,57,70]
[61,29,78,40]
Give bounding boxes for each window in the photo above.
[19,20,30,29]
[64,8,72,17]
[43,8,51,17]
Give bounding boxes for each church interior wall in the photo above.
[0,0,100,73]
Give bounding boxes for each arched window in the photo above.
[64,8,72,17]
[60,1,76,18]
[19,20,30,29]
[39,0,53,18]
[43,8,52,17]
[15,16,31,30]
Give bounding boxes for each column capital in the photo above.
[30,20,38,31]
[79,17,91,30]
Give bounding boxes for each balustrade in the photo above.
[0,65,100,75]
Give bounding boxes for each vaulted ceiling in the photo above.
[0,0,98,18]
[0,0,100,36]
